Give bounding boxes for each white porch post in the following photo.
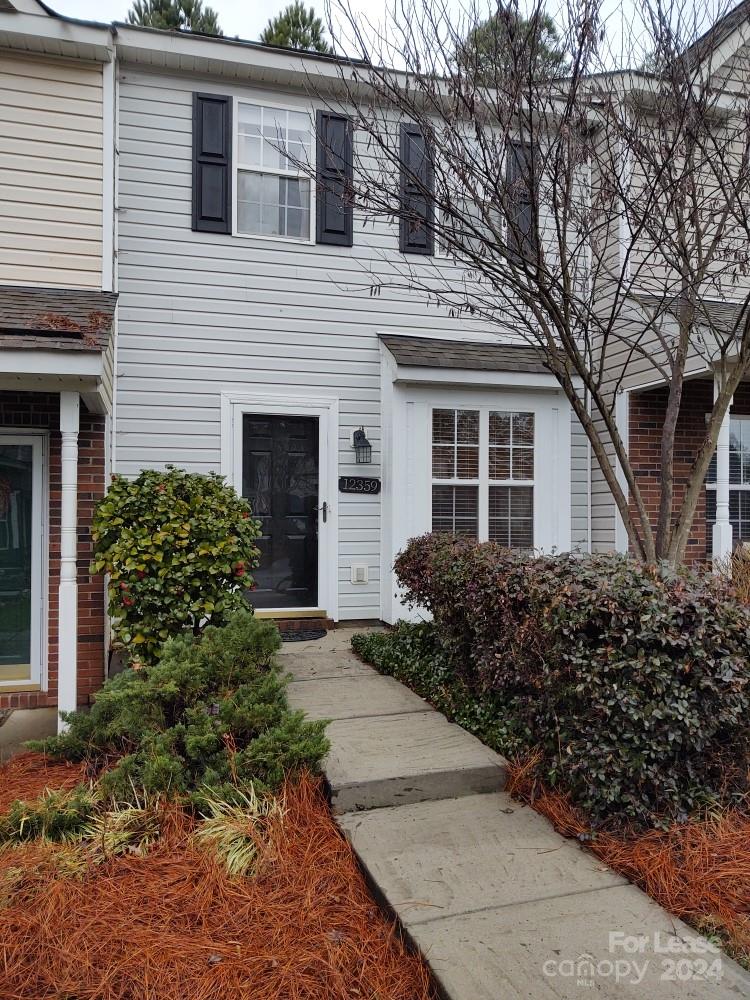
[58,391,80,730]
[712,373,733,568]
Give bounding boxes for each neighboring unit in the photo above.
[0,1,115,722]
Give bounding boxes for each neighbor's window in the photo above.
[236,103,312,240]
[706,415,750,548]
[431,407,534,547]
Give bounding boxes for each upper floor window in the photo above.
[236,103,312,241]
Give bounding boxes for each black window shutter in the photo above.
[399,123,434,255]
[316,111,353,246]
[192,93,232,234]
[506,142,536,260]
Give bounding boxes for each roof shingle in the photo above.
[380,334,549,373]
[0,286,118,352]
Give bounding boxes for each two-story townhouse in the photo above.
[111,25,590,630]
[0,1,115,727]
[7,1,749,727]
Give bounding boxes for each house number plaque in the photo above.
[339,476,381,495]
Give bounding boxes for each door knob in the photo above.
[316,501,328,523]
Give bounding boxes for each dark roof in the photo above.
[380,334,549,373]
[0,286,117,352]
[683,0,750,67]
[634,293,748,334]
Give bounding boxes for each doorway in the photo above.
[242,413,320,609]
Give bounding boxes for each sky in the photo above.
[45,0,726,69]
[49,0,387,39]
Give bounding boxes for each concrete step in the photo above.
[281,650,374,683]
[338,793,625,923]
[340,794,750,1000]
[286,673,435,722]
[327,712,507,813]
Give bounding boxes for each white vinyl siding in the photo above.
[0,51,103,288]
[115,69,590,619]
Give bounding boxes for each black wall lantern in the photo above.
[352,427,372,464]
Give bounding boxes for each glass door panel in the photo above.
[0,444,34,682]
[242,414,319,609]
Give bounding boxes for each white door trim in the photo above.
[220,390,339,621]
[0,432,47,690]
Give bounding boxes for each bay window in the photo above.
[431,407,535,547]
[236,103,312,240]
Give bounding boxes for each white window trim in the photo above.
[219,389,339,621]
[0,432,48,691]
[232,96,316,246]
[430,407,535,544]
[706,414,750,543]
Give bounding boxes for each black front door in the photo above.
[242,414,319,609]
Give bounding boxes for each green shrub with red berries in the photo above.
[92,466,262,664]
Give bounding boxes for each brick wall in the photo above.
[0,391,106,710]
[628,379,750,562]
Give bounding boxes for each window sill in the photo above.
[232,230,315,247]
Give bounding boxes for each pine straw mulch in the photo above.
[0,754,435,1000]
[507,752,750,964]
[0,751,87,814]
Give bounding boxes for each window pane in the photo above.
[489,411,510,446]
[456,446,478,478]
[489,447,510,479]
[512,448,534,479]
[287,110,312,165]
[512,412,534,446]
[488,487,509,518]
[237,171,310,239]
[510,486,534,518]
[432,485,478,538]
[457,410,479,444]
[510,517,534,549]
[730,450,741,485]
[489,486,533,549]
[432,446,454,478]
[738,492,750,542]
[433,409,455,444]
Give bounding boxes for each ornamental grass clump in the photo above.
[393,534,750,830]
[92,466,262,664]
[29,611,329,810]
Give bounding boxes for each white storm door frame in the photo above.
[221,391,339,620]
[0,432,47,690]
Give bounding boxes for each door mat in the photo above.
[281,629,328,642]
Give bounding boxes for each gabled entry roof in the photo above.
[0,286,118,351]
[380,334,549,374]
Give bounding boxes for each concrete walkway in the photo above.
[0,707,57,763]
[282,628,750,1000]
